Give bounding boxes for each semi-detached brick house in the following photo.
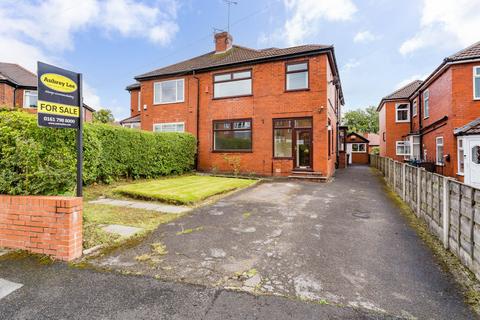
[377,42,480,189]
[0,62,95,122]
[122,32,345,178]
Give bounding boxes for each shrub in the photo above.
[0,111,196,195]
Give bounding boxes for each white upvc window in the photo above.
[395,103,410,122]
[153,79,184,104]
[474,66,480,100]
[412,99,417,117]
[123,123,140,129]
[411,135,421,161]
[23,90,37,108]
[457,137,465,175]
[137,91,141,112]
[436,137,444,165]
[423,89,429,119]
[153,122,185,133]
[351,143,366,153]
[396,141,410,156]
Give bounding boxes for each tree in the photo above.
[93,109,115,124]
[343,106,379,134]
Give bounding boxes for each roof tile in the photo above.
[0,62,36,87]
[135,44,331,79]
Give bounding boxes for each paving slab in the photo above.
[90,166,476,319]
[89,198,190,214]
[0,278,23,300]
[102,224,143,237]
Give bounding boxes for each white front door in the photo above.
[466,137,480,188]
[346,144,353,164]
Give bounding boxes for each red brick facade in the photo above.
[0,195,83,261]
[378,100,411,162]
[127,38,343,178]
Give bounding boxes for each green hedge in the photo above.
[0,110,196,195]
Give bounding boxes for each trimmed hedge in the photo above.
[0,110,196,195]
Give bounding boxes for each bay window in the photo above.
[286,62,308,91]
[213,119,252,151]
[154,122,185,133]
[23,90,37,108]
[213,70,252,98]
[396,141,410,156]
[154,79,184,104]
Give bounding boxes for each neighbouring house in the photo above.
[377,41,480,188]
[0,62,95,122]
[364,132,380,154]
[345,132,369,165]
[122,32,345,178]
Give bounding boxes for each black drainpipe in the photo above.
[12,85,18,108]
[193,70,200,171]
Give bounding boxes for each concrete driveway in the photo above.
[91,166,474,319]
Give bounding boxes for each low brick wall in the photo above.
[0,195,83,261]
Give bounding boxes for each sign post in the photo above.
[37,62,83,197]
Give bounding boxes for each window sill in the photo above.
[285,88,310,93]
[153,101,185,105]
[212,94,253,100]
[457,172,464,176]
[395,120,410,123]
[273,157,293,160]
[424,116,429,120]
[436,163,445,166]
[212,150,253,153]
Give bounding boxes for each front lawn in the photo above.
[83,203,182,249]
[113,175,257,205]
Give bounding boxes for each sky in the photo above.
[0,0,479,120]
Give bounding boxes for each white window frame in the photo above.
[396,141,409,156]
[474,66,480,100]
[436,136,444,166]
[137,91,141,112]
[153,79,185,105]
[412,99,417,117]
[122,123,141,129]
[351,143,367,153]
[409,135,421,161]
[457,137,464,175]
[153,122,185,133]
[423,89,429,119]
[395,103,410,122]
[23,90,37,108]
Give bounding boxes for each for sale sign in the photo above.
[37,62,81,129]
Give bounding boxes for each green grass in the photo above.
[83,203,182,249]
[112,175,257,205]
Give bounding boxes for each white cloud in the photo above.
[395,73,428,90]
[400,0,480,55]
[281,0,357,46]
[353,31,377,43]
[342,59,361,72]
[0,0,180,111]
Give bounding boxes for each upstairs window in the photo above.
[474,66,480,100]
[395,103,410,122]
[23,90,37,108]
[213,119,252,151]
[423,90,430,118]
[286,62,309,91]
[412,99,417,117]
[154,79,184,104]
[213,70,252,99]
[436,137,444,165]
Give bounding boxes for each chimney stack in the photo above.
[214,32,233,54]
